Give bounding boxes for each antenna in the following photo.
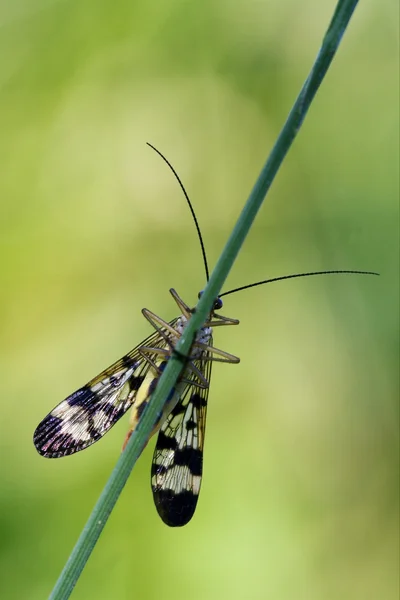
[145,144,378,296]
[220,270,379,298]
[146,143,210,282]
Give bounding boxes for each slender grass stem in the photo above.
[49,1,360,598]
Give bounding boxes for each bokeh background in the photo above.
[0,1,398,599]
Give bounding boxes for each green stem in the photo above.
[49,1,359,598]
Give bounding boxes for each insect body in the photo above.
[34,288,239,526]
[33,143,377,526]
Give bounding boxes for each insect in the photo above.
[33,143,378,526]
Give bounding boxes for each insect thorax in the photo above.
[174,314,212,360]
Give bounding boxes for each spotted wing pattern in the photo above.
[33,321,179,458]
[151,349,212,526]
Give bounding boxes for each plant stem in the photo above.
[49,1,360,598]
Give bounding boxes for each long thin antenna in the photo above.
[146,142,210,282]
[220,270,379,298]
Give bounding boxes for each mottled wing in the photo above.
[151,349,212,526]
[33,320,179,458]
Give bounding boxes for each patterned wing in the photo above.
[151,349,212,526]
[33,320,179,458]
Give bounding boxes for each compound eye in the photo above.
[214,297,223,310]
[198,290,204,300]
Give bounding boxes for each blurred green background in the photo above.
[0,1,398,599]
